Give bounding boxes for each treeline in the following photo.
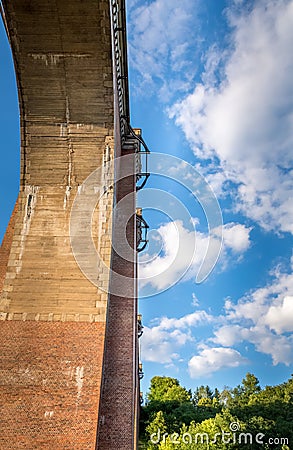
[139,373,293,449]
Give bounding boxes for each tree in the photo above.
[146,411,167,450]
[242,373,261,396]
[159,410,244,450]
[141,376,194,441]
[193,385,214,405]
[219,387,233,407]
[214,388,221,400]
[140,373,293,449]
[147,376,191,403]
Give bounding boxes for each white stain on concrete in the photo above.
[76,123,94,131]
[63,97,74,210]
[17,185,39,274]
[60,123,67,137]
[29,53,91,66]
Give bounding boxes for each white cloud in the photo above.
[265,296,293,334]
[141,309,213,364]
[213,324,293,366]
[222,222,252,253]
[192,292,200,307]
[158,310,213,330]
[169,0,293,234]
[212,258,293,365]
[205,170,229,198]
[141,326,185,363]
[188,347,247,378]
[139,220,252,290]
[139,220,196,290]
[142,257,293,369]
[212,325,244,347]
[127,0,199,99]
[247,327,293,366]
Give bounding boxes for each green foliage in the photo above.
[146,411,167,450]
[242,373,261,395]
[140,374,293,449]
[193,385,214,404]
[140,376,194,443]
[157,411,245,449]
[147,376,191,403]
[230,373,261,409]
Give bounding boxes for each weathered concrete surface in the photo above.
[0,0,114,320]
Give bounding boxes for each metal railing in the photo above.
[111,0,150,256]
[111,0,130,140]
[110,0,150,192]
[136,208,149,253]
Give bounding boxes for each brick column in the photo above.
[96,146,138,449]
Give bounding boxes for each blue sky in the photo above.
[126,0,293,394]
[0,15,20,240]
[1,0,293,396]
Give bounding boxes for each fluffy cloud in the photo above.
[213,323,293,366]
[127,0,199,99]
[139,220,251,291]
[141,308,212,363]
[139,220,196,291]
[188,347,247,378]
[158,310,213,330]
[265,296,293,334]
[141,326,187,363]
[212,259,293,365]
[190,268,293,371]
[169,0,293,234]
[221,222,252,253]
[142,258,293,369]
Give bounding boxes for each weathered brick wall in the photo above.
[0,321,105,450]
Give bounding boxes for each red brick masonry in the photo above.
[0,321,105,450]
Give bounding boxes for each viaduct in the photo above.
[0,0,148,448]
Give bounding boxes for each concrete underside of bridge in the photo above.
[0,1,138,449]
